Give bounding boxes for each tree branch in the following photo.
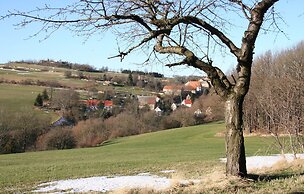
[239,0,279,63]
[169,16,241,58]
[155,34,232,98]
[229,0,252,20]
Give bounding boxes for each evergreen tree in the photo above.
[34,94,43,107]
[128,72,134,86]
[42,89,49,100]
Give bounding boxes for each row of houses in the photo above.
[138,93,193,113]
[82,94,192,113]
[81,79,210,114]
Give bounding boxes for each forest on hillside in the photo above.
[244,41,304,155]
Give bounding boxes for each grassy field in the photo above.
[1,122,294,193]
[0,84,43,109]
[0,83,59,121]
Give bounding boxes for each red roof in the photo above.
[163,85,173,90]
[185,81,201,90]
[163,85,183,91]
[84,99,101,107]
[104,100,113,107]
[184,99,192,105]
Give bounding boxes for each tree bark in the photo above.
[225,95,247,177]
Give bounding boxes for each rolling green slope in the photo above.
[0,84,59,121]
[0,84,42,110]
[0,122,276,192]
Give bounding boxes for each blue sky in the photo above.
[0,0,303,77]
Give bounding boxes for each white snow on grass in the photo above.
[33,154,304,193]
[220,153,304,170]
[160,170,176,174]
[33,174,172,193]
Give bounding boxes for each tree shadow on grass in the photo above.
[247,172,304,182]
[98,140,118,147]
[289,193,304,194]
[247,173,304,194]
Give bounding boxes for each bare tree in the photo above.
[2,0,281,177]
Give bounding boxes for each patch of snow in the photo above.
[160,170,176,173]
[220,153,304,170]
[33,174,172,193]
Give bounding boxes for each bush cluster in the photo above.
[0,91,223,154]
[0,108,50,154]
[37,127,76,150]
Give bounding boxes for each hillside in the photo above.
[0,61,162,123]
[0,122,283,193]
[0,61,155,94]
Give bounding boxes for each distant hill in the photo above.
[11,59,101,72]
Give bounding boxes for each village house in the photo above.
[181,99,192,108]
[154,106,162,116]
[137,96,159,110]
[171,103,177,111]
[82,99,101,110]
[162,85,183,95]
[104,100,113,110]
[184,81,202,94]
[184,80,209,94]
[181,94,192,108]
[199,78,210,88]
[81,99,113,111]
[163,79,209,96]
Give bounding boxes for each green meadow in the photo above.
[0,84,59,120]
[0,84,45,110]
[0,122,282,193]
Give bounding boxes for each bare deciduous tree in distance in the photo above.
[1,0,281,177]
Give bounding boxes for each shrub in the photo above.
[72,119,110,147]
[45,80,63,88]
[200,95,224,122]
[0,130,36,154]
[20,79,34,85]
[44,127,76,150]
[105,112,141,138]
[0,132,13,154]
[161,116,182,129]
[0,108,51,153]
[169,108,196,127]
[64,71,72,78]
[140,111,162,132]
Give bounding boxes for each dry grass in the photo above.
[251,158,304,174]
[108,162,304,194]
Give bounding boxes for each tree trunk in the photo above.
[225,95,247,177]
